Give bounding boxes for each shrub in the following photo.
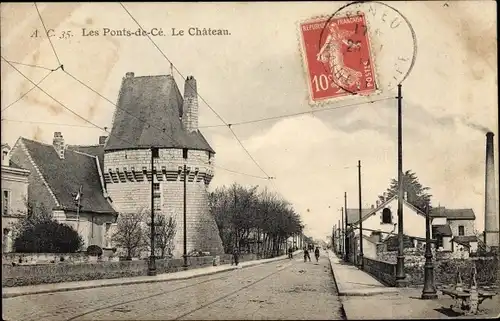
[13,221,83,253]
[86,245,103,257]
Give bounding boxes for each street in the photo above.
[2,253,344,320]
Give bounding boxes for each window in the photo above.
[2,190,10,215]
[2,150,7,161]
[152,147,159,158]
[153,183,161,198]
[382,208,392,224]
[458,225,465,236]
[183,148,188,159]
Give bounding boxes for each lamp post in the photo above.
[421,204,438,299]
[183,163,188,269]
[148,147,158,276]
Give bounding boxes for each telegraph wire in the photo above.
[199,97,396,129]
[1,69,54,112]
[119,2,272,180]
[2,57,269,181]
[1,59,55,71]
[34,2,62,67]
[1,119,97,128]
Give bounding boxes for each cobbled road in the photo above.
[2,253,344,320]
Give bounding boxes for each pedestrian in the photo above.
[232,248,240,266]
[288,247,293,259]
[314,247,320,262]
[303,247,311,262]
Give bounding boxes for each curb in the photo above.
[327,251,397,297]
[2,251,302,299]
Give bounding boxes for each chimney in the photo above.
[182,76,199,133]
[484,131,499,248]
[376,200,380,207]
[53,132,65,159]
[125,72,134,78]
[371,204,374,209]
[99,136,108,146]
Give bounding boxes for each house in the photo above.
[430,207,476,237]
[9,135,118,250]
[346,194,428,241]
[345,193,433,262]
[1,144,30,253]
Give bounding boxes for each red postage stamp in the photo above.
[299,13,378,104]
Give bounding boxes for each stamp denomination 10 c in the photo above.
[299,13,379,105]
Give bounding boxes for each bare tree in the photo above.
[143,212,177,258]
[112,210,147,260]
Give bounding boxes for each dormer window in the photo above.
[2,150,7,161]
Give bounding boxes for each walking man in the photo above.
[303,247,311,262]
[314,247,320,262]
[288,247,293,259]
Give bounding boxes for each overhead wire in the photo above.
[119,2,273,180]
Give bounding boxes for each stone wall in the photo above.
[2,253,260,287]
[363,257,396,286]
[103,148,223,257]
[368,249,499,287]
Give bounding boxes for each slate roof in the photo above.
[432,224,453,237]
[452,236,479,247]
[430,207,476,220]
[104,74,215,153]
[21,138,116,214]
[345,208,373,225]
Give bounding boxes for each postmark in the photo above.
[298,1,417,106]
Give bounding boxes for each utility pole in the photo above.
[74,185,82,236]
[338,219,341,255]
[344,192,348,262]
[341,207,344,257]
[421,204,438,299]
[358,160,364,269]
[183,163,188,269]
[148,147,157,276]
[396,83,407,287]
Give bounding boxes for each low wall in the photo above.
[365,250,499,287]
[363,257,397,286]
[2,252,261,287]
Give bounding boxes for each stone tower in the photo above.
[102,72,224,257]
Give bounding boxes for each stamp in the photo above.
[298,1,417,106]
[299,13,378,103]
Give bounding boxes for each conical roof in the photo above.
[105,74,214,153]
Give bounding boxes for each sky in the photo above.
[1,1,498,242]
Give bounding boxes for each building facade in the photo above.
[102,72,224,258]
[1,144,30,253]
[9,134,118,250]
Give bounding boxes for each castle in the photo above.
[8,72,224,257]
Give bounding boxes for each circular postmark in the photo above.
[316,1,417,97]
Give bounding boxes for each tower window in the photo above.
[152,147,159,158]
[183,148,188,159]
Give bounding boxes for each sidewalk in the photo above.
[3,251,301,299]
[328,251,500,319]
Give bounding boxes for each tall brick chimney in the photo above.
[484,131,499,249]
[182,76,199,133]
[53,132,65,159]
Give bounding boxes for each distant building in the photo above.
[1,143,30,253]
[430,207,477,252]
